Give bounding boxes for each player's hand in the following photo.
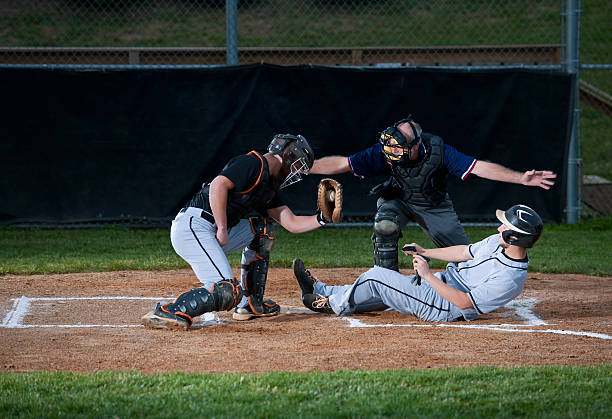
[412,254,431,278]
[402,243,424,255]
[216,226,229,247]
[520,169,557,190]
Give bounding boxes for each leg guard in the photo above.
[240,217,275,315]
[371,210,401,271]
[164,277,242,325]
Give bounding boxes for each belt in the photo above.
[179,207,215,224]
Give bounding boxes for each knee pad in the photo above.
[372,211,401,271]
[248,217,275,259]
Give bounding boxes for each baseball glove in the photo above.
[317,178,343,224]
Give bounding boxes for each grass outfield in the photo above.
[1,215,611,276]
[1,366,610,418]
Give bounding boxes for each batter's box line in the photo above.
[1,296,170,329]
[1,297,314,329]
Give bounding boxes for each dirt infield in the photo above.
[1,268,610,373]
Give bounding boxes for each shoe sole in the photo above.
[232,310,280,321]
[141,311,190,330]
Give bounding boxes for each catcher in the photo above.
[142,133,344,330]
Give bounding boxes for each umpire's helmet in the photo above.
[268,134,314,189]
[496,204,543,248]
[379,115,422,167]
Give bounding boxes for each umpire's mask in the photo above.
[268,134,315,189]
[379,115,422,167]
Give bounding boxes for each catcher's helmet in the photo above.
[379,115,422,167]
[496,204,543,248]
[268,134,314,189]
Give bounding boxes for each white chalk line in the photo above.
[2,297,610,340]
[339,297,612,340]
[0,297,310,329]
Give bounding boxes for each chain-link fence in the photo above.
[1,0,610,221]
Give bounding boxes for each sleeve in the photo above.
[261,194,284,211]
[443,144,477,180]
[467,234,499,259]
[219,154,263,192]
[466,275,525,316]
[347,143,391,178]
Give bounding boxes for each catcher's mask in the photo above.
[496,204,543,248]
[379,115,422,167]
[268,134,314,189]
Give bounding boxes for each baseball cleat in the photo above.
[232,299,280,321]
[292,258,317,296]
[141,303,192,330]
[302,293,334,314]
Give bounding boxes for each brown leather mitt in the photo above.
[317,178,343,224]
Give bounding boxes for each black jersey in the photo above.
[186,151,283,226]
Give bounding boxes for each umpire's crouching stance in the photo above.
[293,204,542,322]
[142,134,342,330]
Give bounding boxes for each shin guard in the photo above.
[240,217,275,315]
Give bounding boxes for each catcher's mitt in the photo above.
[317,178,343,224]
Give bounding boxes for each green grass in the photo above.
[0,366,610,418]
[1,215,611,276]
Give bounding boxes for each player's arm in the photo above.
[412,255,473,309]
[403,243,472,263]
[471,160,557,190]
[310,156,351,175]
[209,175,234,246]
[266,205,321,233]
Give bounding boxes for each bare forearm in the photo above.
[209,178,230,229]
[280,215,321,233]
[421,245,470,263]
[267,206,321,233]
[422,272,472,309]
[472,161,522,184]
[311,156,350,175]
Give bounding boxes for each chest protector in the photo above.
[391,135,447,207]
[188,151,278,227]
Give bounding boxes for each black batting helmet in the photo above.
[268,134,314,188]
[378,115,422,167]
[496,204,543,248]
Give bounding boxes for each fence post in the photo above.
[226,0,238,65]
[565,0,582,223]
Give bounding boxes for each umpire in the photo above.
[310,115,556,271]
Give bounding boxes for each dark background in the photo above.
[0,64,572,224]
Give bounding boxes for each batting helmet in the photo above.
[496,204,543,248]
[268,134,314,189]
[378,115,422,167]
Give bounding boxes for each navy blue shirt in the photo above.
[348,140,477,181]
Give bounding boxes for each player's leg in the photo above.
[169,211,235,288]
[409,198,470,248]
[323,267,457,321]
[142,214,250,330]
[371,199,411,271]
[233,216,280,321]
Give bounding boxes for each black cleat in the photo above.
[292,258,317,296]
[232,299,280,321]
[302,293,334,314]
[141,302,192,330]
